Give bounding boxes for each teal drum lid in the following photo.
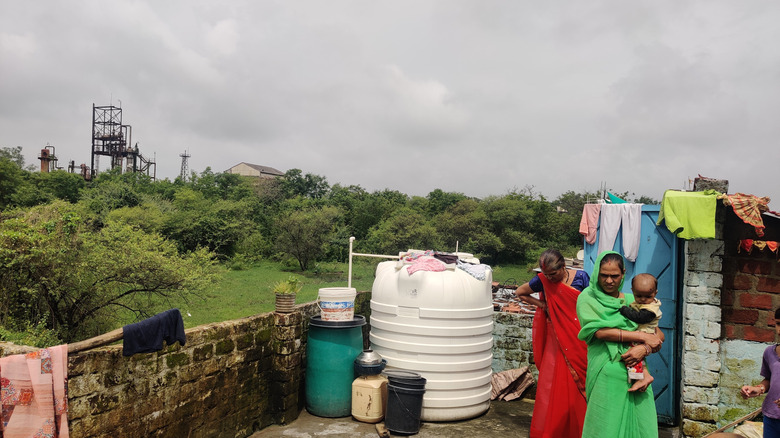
[309,315,366,328]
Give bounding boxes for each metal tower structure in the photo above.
[90,103,156,180]
[91,104,125,177]
[179,150,191,181]
[38,143,59,173]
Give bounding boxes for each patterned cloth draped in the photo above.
[739,239,780,254]
[1,345,69,437]
[528,273,588,438]
[719,193,771,237]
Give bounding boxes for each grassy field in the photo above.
[123,259,536,329]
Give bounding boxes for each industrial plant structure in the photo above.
[90,104,155,179]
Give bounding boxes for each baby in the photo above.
[619,273,662,390]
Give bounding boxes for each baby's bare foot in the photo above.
[628,375,654,393]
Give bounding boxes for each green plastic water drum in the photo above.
[305,315,366,417]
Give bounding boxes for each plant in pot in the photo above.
[273,276,301,313]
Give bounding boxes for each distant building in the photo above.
[226,162,285,179]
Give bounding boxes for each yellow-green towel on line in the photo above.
[657,189,720,239]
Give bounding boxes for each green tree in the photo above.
[79,170,143,224]
[106,198,172,234]
[190,167,252,201]
[0,156,27,209]
[0,146,30,169]
[162,188,255,258]
[28,170,86,204]
[282,169,330,199]
[0,201,217,342]
[482,194,537,263]
[349,189,409,241]
[426,189,467,216]
[274,204,340,270]
[435,199,503,258]
[364,207,443,255]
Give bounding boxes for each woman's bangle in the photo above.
[643,344,652,356]
[758,385,766,394]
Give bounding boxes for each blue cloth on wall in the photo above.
[123,308,186,356]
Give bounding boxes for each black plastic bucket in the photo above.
[384,371,426,435]
[384,370,427,389]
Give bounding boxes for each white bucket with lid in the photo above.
[318,287,357,321]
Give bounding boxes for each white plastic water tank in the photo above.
[369,254,494,421]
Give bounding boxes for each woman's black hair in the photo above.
[775,307,780,320]
[600,252,625,271]
[539,249,565,271]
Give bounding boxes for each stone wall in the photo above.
[0,292,372,437]
[680,239,725,437]
[491,313,535,377]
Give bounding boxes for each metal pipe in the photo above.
[348,237,399,289]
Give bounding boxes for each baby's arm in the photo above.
[619,306,657,324]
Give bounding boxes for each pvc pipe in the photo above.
[348,237,399,289]
[349,237,355,288]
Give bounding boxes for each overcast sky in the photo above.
[2,1,779,207]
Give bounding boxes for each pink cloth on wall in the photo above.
[0,345,69,437]
[579,204,602,245]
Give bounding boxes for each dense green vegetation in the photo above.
[0,146,655,345]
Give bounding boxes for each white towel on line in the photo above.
[597,204,643,262]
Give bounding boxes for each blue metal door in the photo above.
[583,205,680,424]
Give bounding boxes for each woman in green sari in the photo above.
[576,251,664,438]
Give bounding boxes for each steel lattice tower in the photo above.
[179,150,191,181]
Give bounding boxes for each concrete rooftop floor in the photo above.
[251,399,533,437]
[251,399,682,438]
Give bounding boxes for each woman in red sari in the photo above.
[515,249,589,438]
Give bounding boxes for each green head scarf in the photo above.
[588,250,625,295]
[577,250,636,346]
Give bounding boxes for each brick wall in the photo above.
[0,292,372,437]
[715,244,780,433]
[722,246,780,342]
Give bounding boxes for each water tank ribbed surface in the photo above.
[369,259,493,421]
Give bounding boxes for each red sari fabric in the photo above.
[529,273,588,438]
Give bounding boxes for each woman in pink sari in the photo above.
[515,249,589,438]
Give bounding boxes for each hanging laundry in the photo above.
[123,308,186,357]
[432,252,459,265]
[0,345,69,437]
[719,193,771,237]
[607,192,627,204]
[579,204,602,245]
[399,250,434,262]
[738,239,779,255]
[406,257,447,275]
[657,190,720,239]
[621,204,642,262]
[597,204,643,261]
[456,260,490,281]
